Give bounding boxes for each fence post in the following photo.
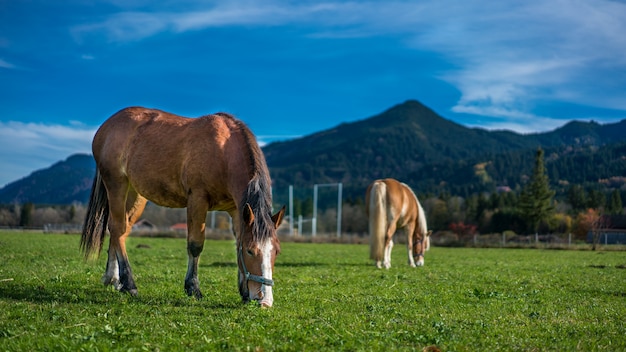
[535,233,538,245]
[289,185,294,236]
[568,233,571,246]
[502,232,505,247]
[312,184,318,237]
[336,182,342,238]
[298,215,303,236]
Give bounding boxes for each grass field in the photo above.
[1,231,625,351]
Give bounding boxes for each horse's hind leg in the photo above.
[383,222,397,269]
[104,182,146,295]
[384,238,394,269]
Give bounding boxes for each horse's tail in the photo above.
[368,181,387,261]
[80,170,109,259]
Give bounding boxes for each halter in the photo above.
[238,243,274,287]
[414,239,425,259]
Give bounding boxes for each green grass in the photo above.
[0,231,625,351]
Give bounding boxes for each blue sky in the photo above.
[1,0,626,187]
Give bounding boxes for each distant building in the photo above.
[170,223,187,233]
[587,215,626,245]
[132,219,156,231]
[587,229,626,245]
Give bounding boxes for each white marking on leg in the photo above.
[408,245,416,267]
[101,245,121,289]
[258,239,274,307]
[384,239,393,269]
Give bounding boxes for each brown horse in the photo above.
[366,178,431,269]
[81,107,285,307]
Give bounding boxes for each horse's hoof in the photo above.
[120,286,138,296]
[185,286,203,299]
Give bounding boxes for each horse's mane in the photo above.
[214,112,275,244]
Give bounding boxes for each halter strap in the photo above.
[238,244,274,286]
[414,239,425,258]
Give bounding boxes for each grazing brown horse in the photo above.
[366,178,431,269]
[81,107,285,307]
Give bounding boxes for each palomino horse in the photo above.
[81,107,285,307]
[366,178,431,269]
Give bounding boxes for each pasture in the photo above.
[1,231,625,351]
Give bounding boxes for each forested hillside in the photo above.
[1,100,625,206]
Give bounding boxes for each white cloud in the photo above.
[72,12,169,43]
[453,106,563,133]
[389,0,626,124]
[69,0,626,129]
[0,58,17,69]
[0,122,96,187]
[256,134,303,147]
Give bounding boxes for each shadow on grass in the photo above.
[0,280,111,305]
[204,261,237,268]
[204,260,369,268]
[0,280,244,309]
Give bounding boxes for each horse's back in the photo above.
[375,178,420,228]
[92,107,234,208]
[94,107,188,153]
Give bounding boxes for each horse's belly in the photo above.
[132,180,188,208]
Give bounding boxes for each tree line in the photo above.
[1,148,623,241]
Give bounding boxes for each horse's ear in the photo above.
[243,203,255,226]
[271,206,286,229]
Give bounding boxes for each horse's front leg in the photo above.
[406,225,417,268]
[185,242,204,299]
[184,196,208,299]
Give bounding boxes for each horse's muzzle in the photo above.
[250,284,273,307]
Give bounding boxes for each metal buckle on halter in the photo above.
[238,244,274,287]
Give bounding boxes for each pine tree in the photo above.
[518,148,555,233]
[607,189,623,215]
[567,185,587,212]
[19,203,34,227]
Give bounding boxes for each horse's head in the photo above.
[412,230,432,266]
[238,203,285,307]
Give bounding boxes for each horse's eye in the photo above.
[246,249,254,257]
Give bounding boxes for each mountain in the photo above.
[0,154,95,204]
[263,100,626,198]
[1,100,625,204]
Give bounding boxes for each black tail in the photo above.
[80,171,109,259]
